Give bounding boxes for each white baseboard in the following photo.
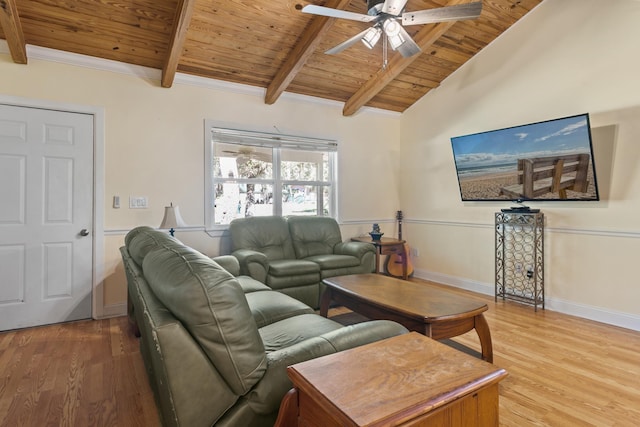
[99,302,127,319]
[414,268,640,332]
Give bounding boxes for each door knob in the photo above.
[80,229,90,237]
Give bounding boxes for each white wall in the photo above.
[0,47,402,313]
[400,0,640,330]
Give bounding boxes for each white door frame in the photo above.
[0,94,106,319]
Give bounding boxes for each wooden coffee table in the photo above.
[320,274,494,362]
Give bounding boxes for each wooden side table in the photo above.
[274,332,507,427]
[351,236,408,280]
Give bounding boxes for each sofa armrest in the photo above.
[211,255,241,276]
[232,249,269,283]
[334,241,375,259]
[246,320,408,413]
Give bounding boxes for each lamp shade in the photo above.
[159,203,187,236]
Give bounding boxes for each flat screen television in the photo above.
[450,113,600,202]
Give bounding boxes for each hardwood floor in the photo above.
[414,282,640,426]
[1,280,639,426]
[0,317,159,427]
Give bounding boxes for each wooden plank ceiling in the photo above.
[0,0,542,116]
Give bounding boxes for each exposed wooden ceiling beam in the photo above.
[265,0,352,105]
[0,0,27,64]
[161,0,197,88]
[343,0,467,116]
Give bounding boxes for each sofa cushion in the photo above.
[258,314,344,352]
[230,216,296,260]
[245,291,314,328]
[126,225,178,266]
[142,244,267,396]
[274,283,320,309]
[267,259,320,277]
[288,216,343,258]
[303,254,361,270]
[235,275,271,293]
[267,273,319,292]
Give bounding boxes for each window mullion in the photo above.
[273,147,282,217]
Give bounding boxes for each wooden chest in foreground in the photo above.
[276,332,507,426]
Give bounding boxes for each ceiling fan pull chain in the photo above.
[382,32,388,70]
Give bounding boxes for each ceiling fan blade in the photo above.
[302,5,376,23]
[395,26,421,58]
[381,0,410,16]
[402,1,482,26]
[325,28,372,55]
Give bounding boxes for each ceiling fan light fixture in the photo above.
[383,19,405,50]
[388,33,406,50]
[362,26,382,49]
[382,19,401,37]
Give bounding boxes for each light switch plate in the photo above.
[129,196,148,209]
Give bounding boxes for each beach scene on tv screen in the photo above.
[451,115,599,201]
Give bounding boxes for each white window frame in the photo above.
[204,122,338,231]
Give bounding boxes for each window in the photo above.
[205,126,337,228]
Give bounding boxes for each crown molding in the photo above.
[25,43,162,81]
[0,40,400,118]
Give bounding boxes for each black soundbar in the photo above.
[501,207,540,213]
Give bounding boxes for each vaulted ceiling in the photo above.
[0,0,542,116]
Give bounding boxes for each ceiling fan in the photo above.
[302,0,482,58]
[222,147,271,163]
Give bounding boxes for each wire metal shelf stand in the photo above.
[495,211,544,311]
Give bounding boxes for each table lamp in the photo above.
[159,202,187,236]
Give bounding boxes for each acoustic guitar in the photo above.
[384,210,414,278]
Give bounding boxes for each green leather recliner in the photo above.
[229,216,376,308]
[120,226,407,427]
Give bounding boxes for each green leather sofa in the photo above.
[120,226,407,427]
[229,216,375,308]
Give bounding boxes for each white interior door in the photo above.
[0,104,93,331]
